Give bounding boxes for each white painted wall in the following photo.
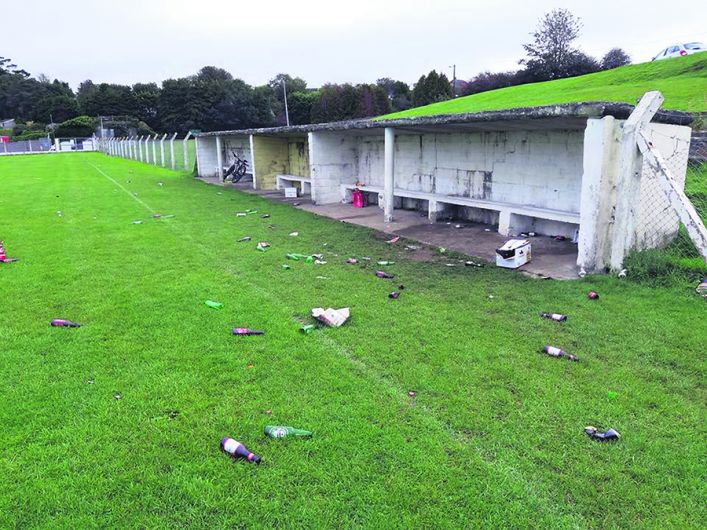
[195,135,252,178]
[309,131,359,204]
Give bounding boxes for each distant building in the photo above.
[0,119,16,130]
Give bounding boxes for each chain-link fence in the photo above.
[626,125,707,283]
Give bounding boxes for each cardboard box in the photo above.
[284,187,298,198]
[496,239,531,269]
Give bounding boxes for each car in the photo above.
[653,42,706,60]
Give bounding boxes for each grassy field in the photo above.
[1,153,705,528]
[378,53,707,120]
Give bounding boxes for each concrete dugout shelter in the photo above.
[195,102,692,273]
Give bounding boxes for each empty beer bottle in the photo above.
[220,437,261,464]
[587,291,599,300]
[389,291,401,299]
[204,300,223,309]
[540,312,567,322]
[264,425,313,438]
[542,345,578,362]
[51,319,81,328]
[375,271,394,279]
[232,328,265,336]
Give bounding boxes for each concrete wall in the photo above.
[288,138,310,178]
[222,136,252,168]
[250,135,309,190]
[309,131,359,204]
[196,136,219,178]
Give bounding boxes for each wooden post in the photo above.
[609,91,664,271]
[383,127,395,222]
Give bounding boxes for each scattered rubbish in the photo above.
[375,271,394,279]
[465,261,484,268]
[238,236,252,242]
[587,291,600,300]
[232,328,265,336]
[236,212,247,217]
[584,426,620,441]
[264,409,272,415]
[0,241,18,263]
[312,253,324,260]
[696,279,707,297]
[542,345,578,362]
[540,312,567,322]
[314,260,327,265]
[312,307,350,327]
[282,264,291,270]
[264,425,313,438]
[617,268,627,278]
[292,201,301,206]
[152,213,162,219]
[86,378,94,385]
[245,209,258,214]
[454,224,462,229]
[132,220,142,224]
[346,258,358,265]
[113,392,122,400]
[289,232,299,237]
[256,241,270,251]
[56,211,63,217]
[361,256,371,261]
[496,239,531,269]
[377,260,394,266]
[389,291,401,299]
[484,228,491,232]
[386,236,400,244]
[158,182,164,187]
[554,235,568,241]
[407,391,416,397]
[528,232,536,237]
[446,263,456,267]
[315,275,329,280]
[204,300,224,309]
[161,214,175,219]
[285,187,298,198]
[51,319,81,328]
[261,214,270,219]
[488,295,494,299]
[404,245,418,251]
[305,256,314,264]
[439,247,447,253]
[578,268,587,278]
[300,324,316,334]
[352,188,365,208]
[220,437,261,464]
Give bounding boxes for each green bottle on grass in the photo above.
[264,425,313,438]
[204,300,223,309]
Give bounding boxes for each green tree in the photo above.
[54,115,96,137]
[412,70,452,107]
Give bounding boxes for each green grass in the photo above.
[1,153,705,528]
[378,53,707,120]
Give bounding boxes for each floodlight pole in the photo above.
[183,131,192,170]
[169,132,178,170]
[282,79,290,126]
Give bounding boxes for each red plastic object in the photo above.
[352,189,364,208]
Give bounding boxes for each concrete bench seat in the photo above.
[276,174,311,195]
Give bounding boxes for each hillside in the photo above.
[377,53,707,120]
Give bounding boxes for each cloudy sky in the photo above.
[4,0,706,89]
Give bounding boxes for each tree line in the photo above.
[0,9,630,139]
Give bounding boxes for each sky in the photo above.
[3,0,706,90]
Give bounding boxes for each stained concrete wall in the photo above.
[196,136,219,178]
[309,132,359,204]
[222,136,252,168]
[250,135,309,190]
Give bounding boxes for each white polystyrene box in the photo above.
[496,239,531,269]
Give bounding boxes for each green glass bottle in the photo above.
[264,425,313,438]
[204,300,223,309]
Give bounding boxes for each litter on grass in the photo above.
[204,300,224,309]
[696,279,707,297]
[236,212,247,217]
[220,437,261,464]
[256,242,270,251]
[375,271,394,279]
[315,276,329,280]
[584,426,620,441]
[389,291,401,299]
[542,345,578,362]
[387,236,400,244]
[311,307,350,327]
[264,425,313,438]
[289,232,299,237]
[300,324,316,334]
[232,328,265,336]
[587,291,600,300]
[540,312,567,322]
[132,220,142,224]
[346,258,358,264]
[238,236,252,242]
[261,214,270,218]
[51,319,81,328]
[404,245,418,251]
[314,260,327,265]
[377,260,394,266]
[0,241,18,263]
[282,264,291,269]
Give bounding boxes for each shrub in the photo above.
[55,115,96,137]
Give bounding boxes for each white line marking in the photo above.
[86,161,156,214]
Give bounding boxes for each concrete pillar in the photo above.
[249,135,257,189]
[383,127,395,222]
[498,210,512,236]
[183,132,192,170]
[216,136,224,179]
[577,117,619,272]
[169,133,177,169]
[160,134,167,166]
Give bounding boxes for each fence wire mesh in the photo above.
[627,125,707,283]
